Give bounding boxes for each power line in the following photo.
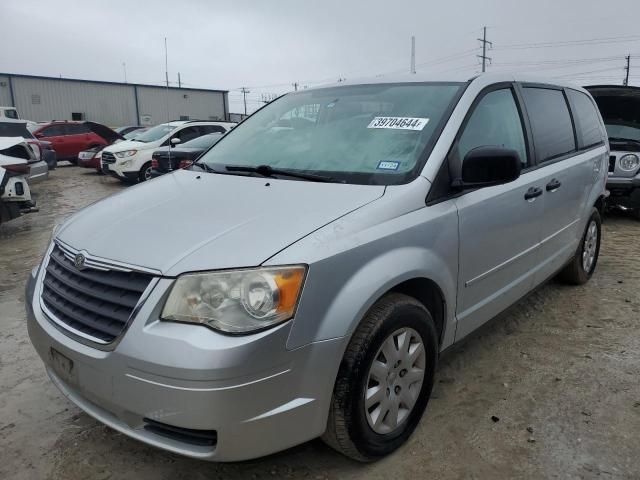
[477,26,492,73]
[496,34,640,50]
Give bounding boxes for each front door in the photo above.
[453,86,546,340]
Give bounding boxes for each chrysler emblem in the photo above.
[74,253,86,270]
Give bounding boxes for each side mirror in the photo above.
[455,146,522,189]
[170,137,181,146]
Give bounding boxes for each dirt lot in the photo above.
[1,166,639,479]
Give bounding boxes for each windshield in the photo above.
[133,124,177,143]
[181,133,223,148]
[124,128,148,139]
[3,109,18,119]
[198,83,463,184]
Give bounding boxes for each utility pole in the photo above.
[624,54,631,86]
[477,26,492,73]
[122,62,127,83]
[178,72,181,88]
[410,36,416,74]
[240,87,250,115]
[292,82,299,91]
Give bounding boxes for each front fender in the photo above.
[273,200,460,352]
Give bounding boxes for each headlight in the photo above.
[161,266,306,334]
[115,149,137,158]
[619,154,639,171]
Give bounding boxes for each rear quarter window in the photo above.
[567,90,605,149]
[522,87,576,162]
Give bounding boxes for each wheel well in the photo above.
[389,278,446,344]
[594,195,605,215]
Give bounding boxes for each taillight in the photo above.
[151,159,158,168]
[4,163,30,175]
[178,160,193,169]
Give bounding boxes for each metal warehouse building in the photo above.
[0,73,229,127]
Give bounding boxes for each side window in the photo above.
[521,87,576,162]
[40,125,66,137]
[458,88,528,167]
[201,125,226,134]
[66,123,91,135]
[175,126,200,143]
[567,90,604,149]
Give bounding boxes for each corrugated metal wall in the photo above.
[1,75,228,126]
[12,77,136,126]
[0,76,13,106]
[136,86,226,125]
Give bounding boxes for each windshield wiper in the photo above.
[191,162,217,173]
[224,164,337,182]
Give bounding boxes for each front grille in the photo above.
[102,151,116,164]
[41,244,153,343]
[609,155,616,173]
[143,418,217,447]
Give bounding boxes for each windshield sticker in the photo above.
[367,117,429,131]
[377,161,400,171]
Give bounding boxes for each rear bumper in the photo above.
[78,157,100,169]
[28,161,49,183]
[25,265,343,461]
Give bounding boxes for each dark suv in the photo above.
[28,121,121,163]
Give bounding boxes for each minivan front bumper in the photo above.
[26,266,344,461]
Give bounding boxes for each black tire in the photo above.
[558,207,601,285]
[138,162,152,183]
[322,293,438,461]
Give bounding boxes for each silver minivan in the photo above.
[26,73,607,462]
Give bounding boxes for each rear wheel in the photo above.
[558,208,601,285]
[322,293,438,461]
[138,162,152,182]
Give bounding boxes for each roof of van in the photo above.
[303,72,584,91]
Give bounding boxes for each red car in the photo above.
[27,121,122,163]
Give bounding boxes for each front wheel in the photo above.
[322,293,438,461]
[138,162,152,182]
[558,207,601,285]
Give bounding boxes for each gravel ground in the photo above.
[1,166,639,479]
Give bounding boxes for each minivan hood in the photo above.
[58,170,385,275]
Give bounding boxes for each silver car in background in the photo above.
[26,73,607,462]
[586,85,640,217]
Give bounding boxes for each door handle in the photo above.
[524,187,543,201]
[546,178,562,192]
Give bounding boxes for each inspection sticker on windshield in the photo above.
[377,161,400,171]
[367,116,429,131]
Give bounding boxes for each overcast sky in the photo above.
[2,0,640,114]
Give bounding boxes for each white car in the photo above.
[101,120,235,182]
[0,138,37,225]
